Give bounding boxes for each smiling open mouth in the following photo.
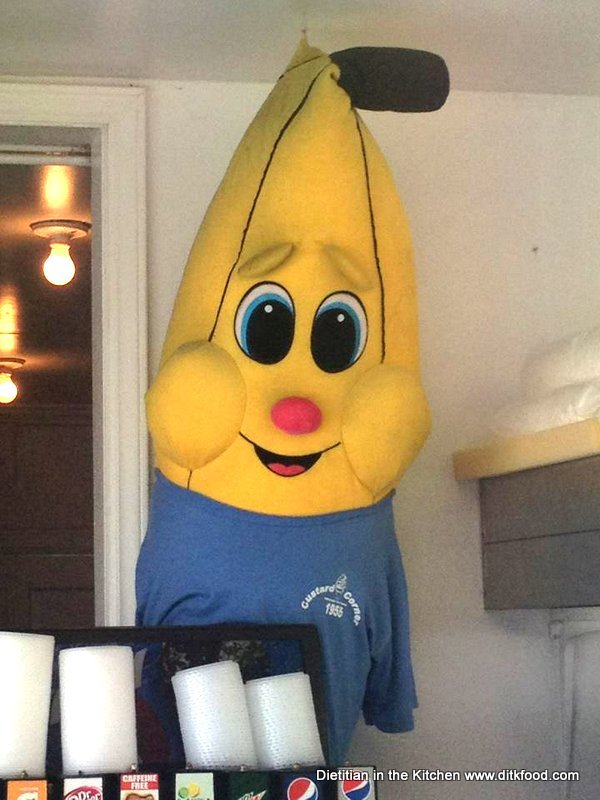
[254,444,321,476]
[240,434,339,477]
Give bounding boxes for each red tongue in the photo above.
[268,462,306,477]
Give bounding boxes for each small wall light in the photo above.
[30,219,91,286]
[0,358,25,404]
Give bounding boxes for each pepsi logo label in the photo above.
[340,779,372,800]
[287,777,318,800]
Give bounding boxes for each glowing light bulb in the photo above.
[43,242,76,286]
[0,371,17,404]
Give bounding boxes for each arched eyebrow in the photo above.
[237,242,295,278]
[321,244,375,291]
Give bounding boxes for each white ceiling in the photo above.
[0,0,599,96]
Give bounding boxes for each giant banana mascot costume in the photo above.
[136,39,449,764]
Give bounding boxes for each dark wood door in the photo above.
[0,406,94,628]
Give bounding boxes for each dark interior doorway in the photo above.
[0,156,94,629]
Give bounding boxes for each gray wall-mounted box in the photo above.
[479,455,600,609]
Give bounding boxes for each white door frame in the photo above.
[0,82,148,625]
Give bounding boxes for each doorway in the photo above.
[0,148,94,628]
[0,83,147,626]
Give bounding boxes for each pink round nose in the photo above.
[271,396,322,435]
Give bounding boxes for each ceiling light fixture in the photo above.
[30,219,91,286]
[0,357,25,405]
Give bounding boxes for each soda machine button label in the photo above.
[120,773,159,800]
[63,778,104,800]
[7,780,48,800]
[175,773,214,800]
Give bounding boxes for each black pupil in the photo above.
[245,299,294,364]
[311,307,358,373]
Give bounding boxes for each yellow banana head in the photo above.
[147,38,447,514]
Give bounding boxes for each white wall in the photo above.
[349,92,600,799]
[145,80,599,799]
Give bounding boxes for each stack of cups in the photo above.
[245,672,325,768]
[172,660,257,768]
[173,663,324,770]
[0,631,55,777]
[59,645,138,774]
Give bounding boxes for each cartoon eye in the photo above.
[311,292,368,373]
[235,282,295,364]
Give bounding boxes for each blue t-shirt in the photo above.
[135,471,417,764]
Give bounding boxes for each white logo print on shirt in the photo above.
[300,574,362,626]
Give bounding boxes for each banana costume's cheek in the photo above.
[342,364,431,498]
[146,342,245,481]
